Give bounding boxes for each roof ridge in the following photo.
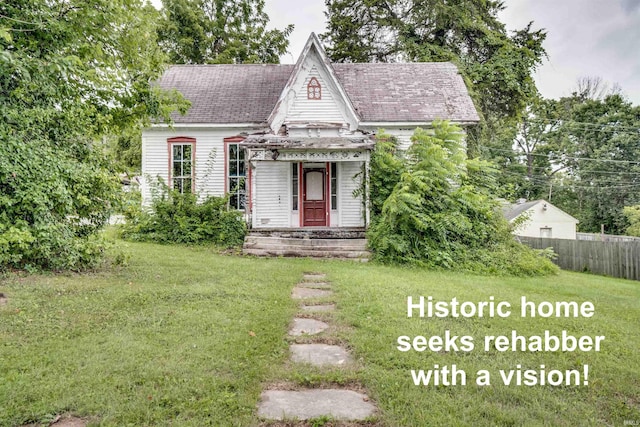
[168,63,293,68]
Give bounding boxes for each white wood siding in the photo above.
[338,162,365,227]
[141,128,245,206]
[285,66,348,125]
[254,162,290,228]
[514,202,578,240]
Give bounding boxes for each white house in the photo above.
[141,33,479,231]
[504,199,579,240]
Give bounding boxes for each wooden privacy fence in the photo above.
[518,236,640,281]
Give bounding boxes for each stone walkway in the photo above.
[257,272,376,422]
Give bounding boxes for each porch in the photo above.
[242,135,374,230]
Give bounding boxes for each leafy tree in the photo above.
[158,0,293,64]
[553,94,640,234]
[0,0,186,270]
[366,132,406,217]
[623,205,640,237]
[367,121,557,275]
[322,0,546,151]
[500,88,640,235]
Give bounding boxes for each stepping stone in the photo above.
[289,318,329,336]
[292,287,332,299]
[303,273,326,281]
[290,344,351,366]
[298,281,331,289]
[301,304,335,312]
[258,389,375,420]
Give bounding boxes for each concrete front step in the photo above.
[249,228,366,239]
[244,236,367,248]
[243,233,370,260]
[244,242,367,252]
[244,248,370,259]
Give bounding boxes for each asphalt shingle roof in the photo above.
[158,62,479,125]
[502,200,541,222]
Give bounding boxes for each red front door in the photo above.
[303,168,327,226]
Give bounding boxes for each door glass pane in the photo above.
[306,171,324,201]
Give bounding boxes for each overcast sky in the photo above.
[262,0,640,105]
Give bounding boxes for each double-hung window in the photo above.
[168,137,195,193]
[227,141,246,210]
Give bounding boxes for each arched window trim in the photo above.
[307,77,322,100]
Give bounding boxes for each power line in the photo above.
[524,165,640,176]
[522,118,640,133]
[482,146,640,165]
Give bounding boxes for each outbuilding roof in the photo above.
[503,200,541,222]
[157,62,480,125]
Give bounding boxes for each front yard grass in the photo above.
[1,240,638,426]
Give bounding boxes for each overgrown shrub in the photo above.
[367,121,557,276]
[0,132,117,272]
[120,184,246,247]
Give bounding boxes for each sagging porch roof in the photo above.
[241,135,375,150]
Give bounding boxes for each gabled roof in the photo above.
[157,64,293,125]
[503,200,579,223]
[334,63,478,123]
[268,33,360,132]
[503,200,540,221]
[156,34,480,126]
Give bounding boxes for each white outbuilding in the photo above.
[504,199,579,240]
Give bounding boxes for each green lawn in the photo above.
[0,241,638,426]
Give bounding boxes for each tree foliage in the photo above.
[0,0,186,270]
[367,121,557,275]
[484,83,640,235]
[158,0,293,64]
[322,0,546,149]
[552,94,640,234]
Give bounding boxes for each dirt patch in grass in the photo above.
[50,415,87,427]
[22,414,87,427]
[0,293,7,305]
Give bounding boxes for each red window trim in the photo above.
[223,136,246,193]
[167,137,196,192]
[224,136,247,211]
[307,77,322,100]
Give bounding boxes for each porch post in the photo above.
[365,153,371,227]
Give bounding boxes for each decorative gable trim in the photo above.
[268,33,360,133]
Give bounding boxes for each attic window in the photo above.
[307,77,322,100]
